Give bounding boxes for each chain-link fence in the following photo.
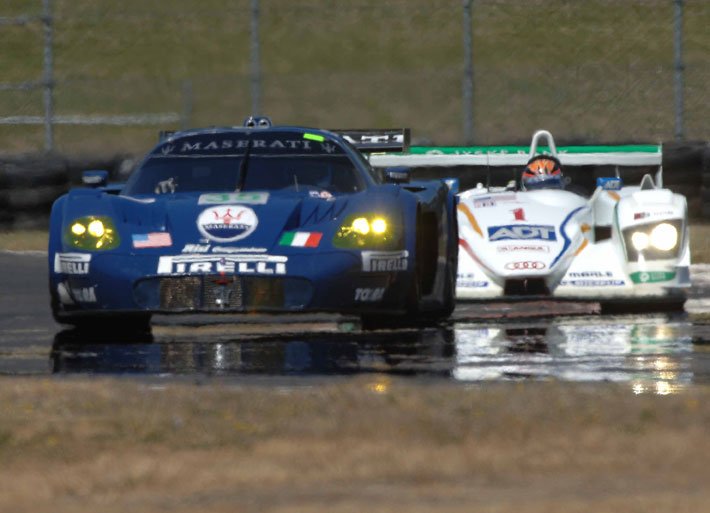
[1,0,708,155]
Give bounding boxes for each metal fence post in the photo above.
[42,0,54,151]
[250,0,261,117]
[673,0,684,140]
[462,0,473,145]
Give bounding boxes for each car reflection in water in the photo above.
[51,326,457,378]
[51,313,703,392]
[453,314,698,393]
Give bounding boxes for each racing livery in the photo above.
[49,118,458,330]
[372,130,690,310]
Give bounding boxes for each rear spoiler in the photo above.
[370,144,661,167]
[331,128,410,153]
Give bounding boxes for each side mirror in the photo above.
[443,178,459,194]
[82,170,109,188]
[384,166,410,184]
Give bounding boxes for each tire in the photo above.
[361,199,458,330]
[600,298,686,315]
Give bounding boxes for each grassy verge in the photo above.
[0,378,708,513]
[4,224,709,262]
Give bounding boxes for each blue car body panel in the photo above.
[48,125,457,324]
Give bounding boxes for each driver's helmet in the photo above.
[521,155,564,190]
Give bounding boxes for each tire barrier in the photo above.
[0,154,134,230]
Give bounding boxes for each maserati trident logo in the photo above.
[197,205,258,242]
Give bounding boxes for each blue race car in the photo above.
[49,118,458,331]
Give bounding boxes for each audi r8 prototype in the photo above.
[48,118,458,331]
[371,130,690,311]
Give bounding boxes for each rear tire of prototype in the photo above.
[600,298,686,315]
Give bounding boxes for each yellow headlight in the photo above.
[71,223,86,235]
[87,219,105,237]
[371,218,387,234]
[352,217,370,235]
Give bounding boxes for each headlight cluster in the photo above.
[624,221,682,261]
[333,214,399,249]
[64,216,120,250]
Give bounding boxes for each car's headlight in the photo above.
[333,214,398,248]
[64,216,120,250]
[649,223,678,251]
[631,231,649,251]
[623,220,682,261]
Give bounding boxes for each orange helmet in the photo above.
[521,155,564,190]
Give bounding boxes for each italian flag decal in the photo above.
[279,231,322,248]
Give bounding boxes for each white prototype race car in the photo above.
[372,130,691,311]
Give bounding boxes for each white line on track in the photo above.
[0,250,47,256]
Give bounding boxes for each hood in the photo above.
[459,189,589,279]
[107,191,352,252]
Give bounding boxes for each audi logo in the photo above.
[504,261,546,271]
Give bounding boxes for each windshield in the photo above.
[122,131,366,196]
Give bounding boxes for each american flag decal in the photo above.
[132,232,173,248]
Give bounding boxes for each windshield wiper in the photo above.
[235,136,253,191]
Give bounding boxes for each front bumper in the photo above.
[51,250,413,316]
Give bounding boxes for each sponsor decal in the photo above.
[279,231,322,248]
[57,282,97,304]
[362,250,409,272]
[457,274,489,288]
[197,205,258,242]
[54,253,91,275]
[72,286,97,303]
[497,244,550,253]
[567,271,613,278]
[182,244,211,253]
[504,261,546,271]
[132,232,172,248]
[630,271,676,284]
[354,287,385,302]
[561,279,626,287]
[488,224,557,242]
[57,283,74,305]
[308,190,334,199]
[596,177,623,190]
[341,133,405,145]
[459,280,489,288]
[473,197,495,208]
[212,246,268,254]
[633,210,675,221]
[160,138,315,155]
[472,193,517,208]
[198,192,270,205]
[157,254,287,275]
[512,208,526,221]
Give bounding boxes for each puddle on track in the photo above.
[42,313,710,394]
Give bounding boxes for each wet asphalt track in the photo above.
[1,251,710,391]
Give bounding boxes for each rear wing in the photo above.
[332,128,410,153]
[370,143,662,167]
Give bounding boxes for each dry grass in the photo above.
[0,230,48,252]
[4,224,709,262]
[0,377,709,513]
